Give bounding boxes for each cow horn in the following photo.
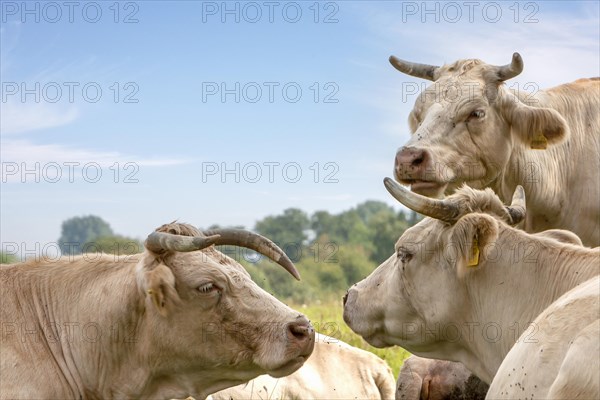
[203,228,300,280]
[495,52,523,81]
[383,178,460,223]
[505,185,526,225]
[146,229,300,280]
[389,56,439,81]
[145,232,221,253]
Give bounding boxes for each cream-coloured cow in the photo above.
[0,223,314,399]
[343,180,599,384]
[211,333,395,399]
[391,53,599,246]
[488,276,599,399]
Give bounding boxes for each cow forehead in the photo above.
[396,218,446,250]
[167,250,251,281]
[416,78,490,113]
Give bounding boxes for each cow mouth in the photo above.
[400,179,447,197]
[266,355,309,378]
[362,332,393,349]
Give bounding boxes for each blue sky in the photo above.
[1,1,599,256]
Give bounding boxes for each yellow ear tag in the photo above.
[467,238,480,267]
[530,135,548,150]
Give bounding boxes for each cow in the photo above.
[396,355,488,400]
[390,52,600,247]
[0,223,315,400]
[343,179,599,384]
[210,333,396,400]
[488,275,599,399]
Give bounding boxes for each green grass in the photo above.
[290,299,411,377]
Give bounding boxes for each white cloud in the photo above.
[0,139,192,182]
[0,102,79,135]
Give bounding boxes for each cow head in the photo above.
[135,223,314,397]
[343,179,526,352]
[391,53,568,197]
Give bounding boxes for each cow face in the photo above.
[135,223,314,395]
[392,53,568,198]
[343,181,521,352]
[343,215,499,351]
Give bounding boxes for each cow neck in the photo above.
[461,225,599,382]
[13,255,149,398]
[500,142,566,217]
[497,83,599,246]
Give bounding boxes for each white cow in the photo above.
[343,180,599,384]
[488,276,599,399]
[211,333,396,399]
[391,53,599,246]
[1,223,315,399]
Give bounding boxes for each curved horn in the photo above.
[145,232,221,253]
[505,185,526,225]
[495,52,523,81]
[389,55,440,81]
[384,178,460,223]
[204,228,300,281]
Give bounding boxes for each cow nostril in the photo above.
[396,147,429,172]
[287,321,311,341]
[342,292,348,306]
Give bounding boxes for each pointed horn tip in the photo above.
[383,177,408,195]
[512,52,522,62]
[512,53,523,68]
[281,258,301,281]
[292,270,301,281]
[512,185,526,202]
[515,184,525,193]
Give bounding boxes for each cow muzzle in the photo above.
[266,316,315,378]
[394,147,447,197]
[286,316,315,353]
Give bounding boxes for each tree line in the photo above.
[2,203,419,303]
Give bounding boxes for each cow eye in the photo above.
[397,249,413,263]
[198,282,218,294]
[469,109,485,119]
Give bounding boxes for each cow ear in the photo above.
[136,253,181,317]
[502,97,568,149]
[450,213,499,277]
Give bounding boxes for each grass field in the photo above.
[290,299,411,377]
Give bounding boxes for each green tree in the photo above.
[311,210,335,239]
[367,209,410,264]
[0,251,18,264]
[83,235,142,255]
[58,215,114,255]
[255,208,310,259]
[355,200,394,224]
[336,244,376,285]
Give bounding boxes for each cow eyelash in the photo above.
[469,109,485,119]
[198,282,218,294]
